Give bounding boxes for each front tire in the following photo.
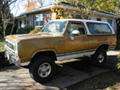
[92,49,107,67]
[29,56,56,83]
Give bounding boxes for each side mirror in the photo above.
[71,30,80,35]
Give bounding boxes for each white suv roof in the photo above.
[51,19,108,24]
[50,19,115,35]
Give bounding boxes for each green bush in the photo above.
[16,25,33,34]
[16,27,24,34]
[0,22,18,37]
[6,23,17,35]
[29,27,41,34]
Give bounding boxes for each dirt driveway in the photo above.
[0,51,119,90]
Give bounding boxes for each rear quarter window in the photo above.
[87,22,112,34]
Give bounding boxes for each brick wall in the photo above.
[28,14,35,28]
[43,11,52,26]
[27,10,52,28]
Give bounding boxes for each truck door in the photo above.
[64,21,88,53]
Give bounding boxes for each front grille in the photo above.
[5,41,14,50]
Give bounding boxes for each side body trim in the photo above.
[57,49,95,61]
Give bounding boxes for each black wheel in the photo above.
[29,56,56,83]
[92,49,107,67]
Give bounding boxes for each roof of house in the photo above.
[15,15,26,19]
[21,5,54,15]
[92,11,120,18]
[20,2,120,18]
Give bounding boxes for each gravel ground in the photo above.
[67,71,120,90]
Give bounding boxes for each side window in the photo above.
[67,23,85,35]
[87,22,112,34]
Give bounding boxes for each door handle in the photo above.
[70,36,74,40]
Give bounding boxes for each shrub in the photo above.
[16,25,33,34]
[16,27,24,34]
[29,27,41,34]
[6,23,18,35]
[0,22,18,37]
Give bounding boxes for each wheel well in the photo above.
[30,51,57,65]
[97,44,108,51]
[33,51,57,60]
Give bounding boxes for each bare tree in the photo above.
[10,1,20,35]
[37,0,46,7]
[0,0,17,38]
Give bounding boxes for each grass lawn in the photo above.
[0,39,4,52]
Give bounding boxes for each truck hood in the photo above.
[5,33,59,42]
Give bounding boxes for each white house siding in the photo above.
[90,14,117,33]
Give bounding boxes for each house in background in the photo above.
[16,15,27,28]
[16,2,120,33]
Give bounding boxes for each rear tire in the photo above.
[92,49,107,67]
[29,56,56,83]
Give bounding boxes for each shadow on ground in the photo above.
[67,71,120,90]
[64,55,119,90]
[0,55,119,90]
[63,55,118,73]
[0,65,20,72]
[43,55,118,89]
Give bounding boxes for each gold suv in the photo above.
[5,19,116,83]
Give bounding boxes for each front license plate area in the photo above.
[6,51,12,64]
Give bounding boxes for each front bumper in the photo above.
[5,50,30,66]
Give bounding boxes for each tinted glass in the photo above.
[87,22,112,34]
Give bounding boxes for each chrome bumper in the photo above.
[5,51,30,66]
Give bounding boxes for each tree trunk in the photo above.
[10,18,15,35]
[3,21,6,38]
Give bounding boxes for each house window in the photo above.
[107,19,112,26]
[35,14,43,27]
[96,18,101,21]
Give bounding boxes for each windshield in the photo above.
[41,21,67,34]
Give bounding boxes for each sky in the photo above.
[10,0,56,16]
